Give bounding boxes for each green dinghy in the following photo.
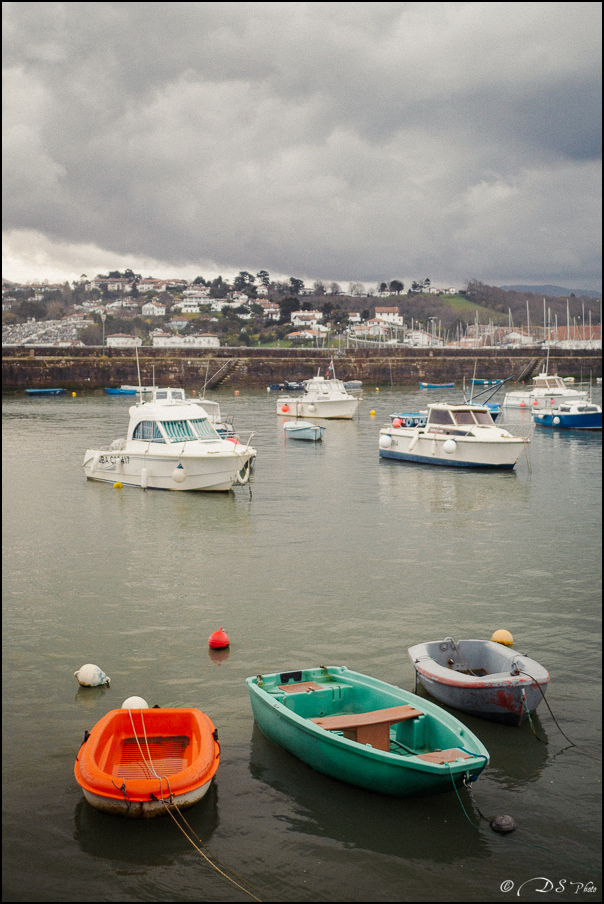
[246,665,489,797]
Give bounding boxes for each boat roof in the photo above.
[427,402,489,411]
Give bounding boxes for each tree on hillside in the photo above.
[328,282,341,295]
[289,277,304,295]
[313,280,326,295]
[256,270,270,286]
[278,295,299,322]
[389,280,404,294]
[234,271,255,291]
[379,282,388,294]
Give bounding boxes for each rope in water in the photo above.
[127,708,263,902]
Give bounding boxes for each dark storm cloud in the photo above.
[2,2,602,287]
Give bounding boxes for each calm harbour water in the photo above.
[2,385,602,903]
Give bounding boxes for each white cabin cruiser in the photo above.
[379,403,529,468]
[83,388,256,491]
[277,376,361,419]
[503,372,588,410]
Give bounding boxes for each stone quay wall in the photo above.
[2,346,601,391]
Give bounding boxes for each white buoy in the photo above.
[443,439,457,454]
[379,434,392,449]
[74,664,110,687]
[121,696,149,709]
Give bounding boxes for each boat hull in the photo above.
[379,427,525,468]
[408,640,550,725]
[283,420,325,441]
[25,388,66,396]
[277,398,360,419]
[533,411,602,430]
[83,446,254,491]
[420,383,454,389]
[247,666,489,797]
[81,777,213,817]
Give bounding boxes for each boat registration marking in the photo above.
[99,455,130,465]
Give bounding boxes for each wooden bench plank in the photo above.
[278,681,323,694]
[311,705,423,752]
[416,748,473,764]
[311,705,422,731]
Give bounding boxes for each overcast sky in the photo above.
[2,2,602,291]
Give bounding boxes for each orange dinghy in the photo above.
[75,707,220,818]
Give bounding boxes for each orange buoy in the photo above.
[520,401,525,408]
[234,390,240,396]
[393,418,402,427]
[281,404,289,413]
[533,400,539,406]
[209,627,230,649]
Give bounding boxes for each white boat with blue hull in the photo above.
[83,388,256,491]
[533,402,602,430]
[503,372,588,410]
[379,403,528,469]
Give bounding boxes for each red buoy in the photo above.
[209,627,230,649]
[392,418,402,427]
[281,404,289,413]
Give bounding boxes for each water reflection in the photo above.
[248,725,491,862]
[208,647,230,665]
[73,783,219,865]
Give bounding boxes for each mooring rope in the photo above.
[519,669,601,760]
[126,708,262,901]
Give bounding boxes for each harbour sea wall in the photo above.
[2,346,601,391]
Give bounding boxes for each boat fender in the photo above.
[236,460,250,485]
[140,467,148,489]
[91,453,100,472]
[308,404,316,412]
[281,405,289,413]
[408,431,420,451]
[122,696,149,709]
[74,664,110,687]
[172,464,187,483]
[443,439,457,454]
[392,418,402,428]
[553,416,560,425]
[379,433,392,449]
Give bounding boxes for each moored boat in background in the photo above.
[283,420,325,441]
[419,382,454,389]
[503,372,588,410]
[379,402,529,468]
[277,373,361,419]
[533,401,602,430]
[25,387,66,396]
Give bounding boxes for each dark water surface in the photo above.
[2,386,602,902]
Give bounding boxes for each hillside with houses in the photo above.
[2,272,601,350]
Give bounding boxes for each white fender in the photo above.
[379,433,392,449]
[140,467,149,489]
[408,431,420,451]
[236,460,250,485]
[91,453,100,472]
[443,439,457,454]
[172,464,186,483]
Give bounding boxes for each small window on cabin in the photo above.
[133,421,165,442]
[189,418,218,440]
[454,410,476,425]
[155,391,169,399]
[473,410,495,425]
[172,389,185,399]
[428,408,455,426]
[161,420,198,442]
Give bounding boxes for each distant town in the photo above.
[2,271,601,350]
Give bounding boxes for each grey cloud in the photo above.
[2,2,601,288]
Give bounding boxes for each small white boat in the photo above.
[379,403,528,468]
[283,420,325,441]
[277,374,361,420]
[503,372,588,410]
[83,388,256,490]
[408,638,550,725]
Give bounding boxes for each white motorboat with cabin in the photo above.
[379,403,529,468]
[503,372,588,410]
[83,388,256,490]
[277,373,361,420]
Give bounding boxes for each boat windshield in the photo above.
[428,408,456,426]
[133,420,165,442]
[189,418,220,440]
[453,410,476,425]
[161,420,200,442]
[472,410,495,425]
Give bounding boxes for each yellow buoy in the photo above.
[375,387,379,391]
[72,392,76,397]
[491,629,514,646]
[370,410,376,416]
[113,481,123,489]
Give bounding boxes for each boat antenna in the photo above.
[470,359,477,402]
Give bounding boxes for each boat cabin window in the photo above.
[453,410,476,425]
[133,420,165,442]
[161,420,199,442]
[472,410,495,425]
[428,408,456,426]
[189,418,219,440]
